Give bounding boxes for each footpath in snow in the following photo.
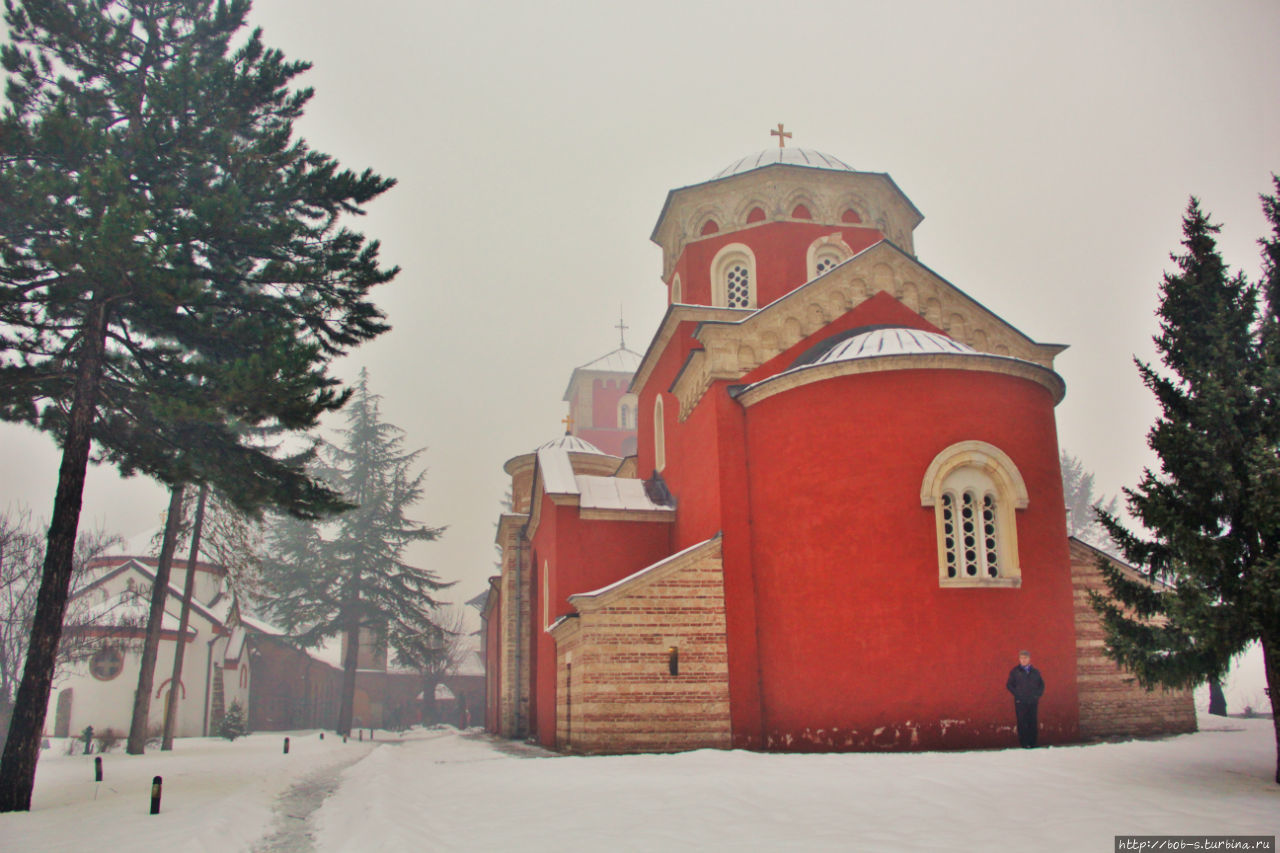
[0,715,1275,852]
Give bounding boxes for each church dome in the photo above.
[537,434,608,455]
[711,148,855,180]
[813,327,976,364]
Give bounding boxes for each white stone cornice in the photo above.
[735,352,1065,410]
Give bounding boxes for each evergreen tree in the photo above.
[1060,449,1120,548]
[1093,189,1280,784]
[0,0,395,810]
[263,372,450,735]
[215,699,248,741]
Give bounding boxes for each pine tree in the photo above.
[1093,190,1280,784]
[263,372,450,735]
[0,0,395,810]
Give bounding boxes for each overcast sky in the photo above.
[2,0,1278,607]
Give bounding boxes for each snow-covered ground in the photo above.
[1,711,1274,852]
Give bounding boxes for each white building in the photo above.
[46,555,251,741]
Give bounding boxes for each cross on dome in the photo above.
[770,122,792,148]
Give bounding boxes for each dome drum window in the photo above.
[710,244,757,309]
[921,441,1026,588]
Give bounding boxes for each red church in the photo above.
[482,137,1194,753]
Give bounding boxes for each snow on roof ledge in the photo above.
[537,447,580,496]
[570,536,721,604]
[575,475,669,512]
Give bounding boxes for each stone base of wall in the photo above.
[1070,538,1197,739]
[552,537,731,754]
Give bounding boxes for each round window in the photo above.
[89,647,124,681]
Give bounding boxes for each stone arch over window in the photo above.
[670,274,682,304]
[791,204,812,220]
[653,395,667,472]
[920,441,1027,588]
[746,206,766,223]
[710,243,756,309]
[806,234,853,280]
[699,218,720,236]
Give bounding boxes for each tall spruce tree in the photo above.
[1093,190,1280,784]
[0,0,395,810]
[263,372,449,735]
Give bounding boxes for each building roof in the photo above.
[574,475,670,512]
[812,327,977,365]
[711,148,855,180]
[536,434,607,455]
[575,346,643,373]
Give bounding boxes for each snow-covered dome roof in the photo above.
[711,148,855,180]
[813,327,976,364]
[537,434,606,455]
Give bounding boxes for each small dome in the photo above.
[712,148,855,180]
[537,434,606,455]
[814,328,976,364]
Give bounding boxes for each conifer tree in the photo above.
[1093,189,1280,784]
[263,372,450,735]
[0,0,395,810]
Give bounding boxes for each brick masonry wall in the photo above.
[554,539,731,753]
[1071,538,1196,739]
[497,520,530,737]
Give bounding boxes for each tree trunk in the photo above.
[0,300,109,812]
[1261,633,1280,785]
[337,618,359,736]
[420,673,439,726]
[1208,679,1228,716]
[126,484,186,754]
[162,484,207,750]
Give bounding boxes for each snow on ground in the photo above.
[1,713,1275,852]
[0,730,375,852]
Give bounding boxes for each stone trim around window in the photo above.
[920,441,1027,588]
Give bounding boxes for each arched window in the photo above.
[710,244,756,309]
[617,394,637,429]
[542,560,552,629]
[670,274,682,304]
[806,235,851,281]
[653,395,666,472]
[920,441,1027,588]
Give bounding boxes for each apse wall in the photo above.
[740,366,1078,751]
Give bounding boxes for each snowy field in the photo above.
[0,711,1275,852]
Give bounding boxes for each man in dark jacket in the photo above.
[1006,650,1045,748]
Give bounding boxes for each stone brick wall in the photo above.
[1071,538,1196,739]
[551,537,731,753]
[497,515,531,737]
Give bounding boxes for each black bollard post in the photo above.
[343,735,348,743]
[283,737,290,754]
[319,732,324,740]
[150,775,162,815]
[94,756,102,782]
[358,730,363,742]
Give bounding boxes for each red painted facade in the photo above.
[485,149,1102,753]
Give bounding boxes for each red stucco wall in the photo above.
[529,496,674,747]
[669,222,885,307]
[740,366,1077,750]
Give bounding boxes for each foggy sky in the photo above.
[2,0,1278,607]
